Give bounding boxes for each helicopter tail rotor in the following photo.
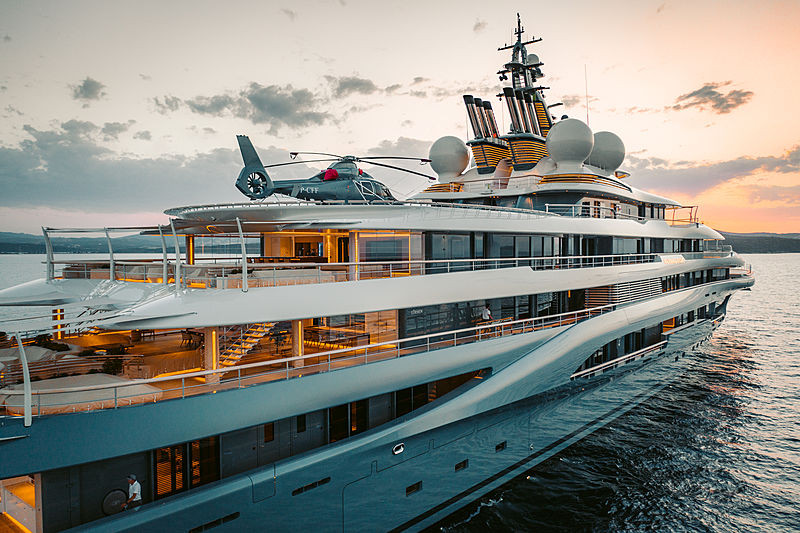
[235,135,276,199]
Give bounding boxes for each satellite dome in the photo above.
[585,131,625,174]
[545,119,594,168]
[429,136,469,182]
[526,53,539,65]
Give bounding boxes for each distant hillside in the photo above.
[719,232,800,254]
[0,232,258,255]
[1,230,799,255]
[0,232,168,254]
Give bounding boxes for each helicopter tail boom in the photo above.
[235,135,275,199]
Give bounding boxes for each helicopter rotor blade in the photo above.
[360,160,437,181]
[356,156,432,164]
[263,158,340,169]
[289,151,343,160]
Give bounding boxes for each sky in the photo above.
[1,0,799,234]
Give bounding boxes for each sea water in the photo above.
[436,254,800,532]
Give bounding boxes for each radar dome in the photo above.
[585,131,625,174]
[545,119,594,169]
[526,54,539,65]
[429,136,469,182]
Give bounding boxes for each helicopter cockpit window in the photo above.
[358,181,376,196]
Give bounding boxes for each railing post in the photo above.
[236,217,248,292]
[42,227,54,281]
[158,225,168,285]
[114,386,118,408]
[104,228,115,281]
[16,334,32,427]
[169,220,181,293]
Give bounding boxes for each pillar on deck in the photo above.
[291,320,304,368]
[52,308,64,340]
[203,327,220,384]
[185,235,195,265]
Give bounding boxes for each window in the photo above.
[155,444,185,499]
[517,195,534,210]
[495,441,507,452]
[190,437,219,488]
[350,399,368,436]
[329,405,348,442]
[296,414,306,433]
[292,477,331,496]
[264,423,274,443]
[455,459,469,471]
[406,481,422,496]
[396,388,413,417]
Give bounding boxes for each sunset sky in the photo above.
[1,0,798,233]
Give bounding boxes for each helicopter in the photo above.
[234,135,435,202]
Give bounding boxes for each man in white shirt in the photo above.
[122,474,142,510]
[481,305,492,321]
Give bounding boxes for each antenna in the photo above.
[584,64,590,125]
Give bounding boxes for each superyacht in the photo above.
[0,17,753,533]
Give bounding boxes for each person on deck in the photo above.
[122,474,142,510]
[481,305,492,322]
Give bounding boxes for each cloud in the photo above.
[101,120,136,140]
[743,185,800,205]
[626,145,800,195]
[242,83,329,129]
[139,74,152,81]
[185,94,235,115]
[473,20,488,33]
[162,83,331,133]
[0,123,316,213]
[656,2,666,13]
[60,119,98,138]
[385,84,402,93]
[133,130,152,141]
[366,137,432,158]
[412,77,428,85]
[153,95,181,114]
[672,81,753,114]
[281,8,297,21]
[70,77,106,105]
[2,34,10,42]
[325,75,379,98]
[362,137,435,196]
[561,94,598,107]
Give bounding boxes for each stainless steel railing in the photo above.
[1,304,617,418]
[50,253,661,289]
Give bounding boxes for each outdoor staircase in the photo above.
[218,323,274,366]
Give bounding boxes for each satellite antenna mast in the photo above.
[584,64,590,125]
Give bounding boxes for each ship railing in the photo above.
[569,340,668,380]
[49,253,661,289]
[665,205,700,226]
[543,203,647,222]
[165,198,557,219]
[1,304,617,420]
[681,249,734,260]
